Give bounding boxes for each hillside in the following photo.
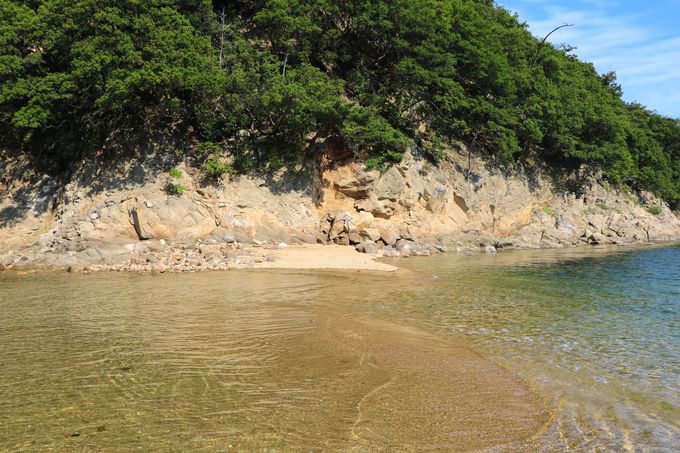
[1,0,679,207]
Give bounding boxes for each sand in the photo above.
[252,244,399,272]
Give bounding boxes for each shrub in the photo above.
[164,183,185,196]
[196,142,221,158]
[646,205,662,215]
[205,155,235,179]
[168,168,182,179]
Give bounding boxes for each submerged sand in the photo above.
[314,313,553,451]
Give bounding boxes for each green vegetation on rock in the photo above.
[1,0,678,208]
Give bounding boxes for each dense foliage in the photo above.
[1,0,678,207]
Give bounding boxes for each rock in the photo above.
[89,212,99,220]
[349,232,363,245]
[379,226,401,247]
[374,167,406,201]
[0,264,6,271]
[160,239,166,245]
[588,232,606,245]
[231,218,250,230]
[199,244,223,259]
[355,240,380,254]
[334,234,350,246]
[144,200,154,208]
[334,169,376,198]
[483,245,498,254]
[278,242,289,248]
[396,239,417,256]
[355,197,396,219]
[359,227,381,242]
[382,247,401,258]
[424,184,447,213]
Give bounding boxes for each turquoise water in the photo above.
[383,245,680,450]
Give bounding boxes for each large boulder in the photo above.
[129,197,217,241]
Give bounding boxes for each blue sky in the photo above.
[496,0,680,118]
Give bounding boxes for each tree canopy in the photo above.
[1,0,678,207]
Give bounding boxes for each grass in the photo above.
[168,167,182,179]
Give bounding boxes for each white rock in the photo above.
[89,212,99,220]
[278,242,289,249]
[160,239,166,246]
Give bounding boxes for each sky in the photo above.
[496,0,680,118]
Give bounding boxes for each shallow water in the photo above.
[0,245,678,451]
[384,245,680,451]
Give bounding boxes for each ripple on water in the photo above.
[0,270,552,451]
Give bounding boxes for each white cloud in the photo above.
[499,1,680,117]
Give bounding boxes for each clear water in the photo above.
[0,245,678,451]
[382,245,680,451]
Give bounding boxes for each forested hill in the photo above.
[1,0,679,208]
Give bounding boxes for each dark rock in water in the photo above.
[67,433,80,438]
[0,264,5,271]
[97,426,106,433]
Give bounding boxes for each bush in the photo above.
[204,155,235,179]
[164,183,185,196]
[168,168,182,179]
[646,205,663,215]
[196,142,222,158]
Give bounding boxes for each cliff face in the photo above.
[1,145,679,271]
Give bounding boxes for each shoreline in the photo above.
[1,238,678,274]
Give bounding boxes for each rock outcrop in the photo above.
[1,144,679,271]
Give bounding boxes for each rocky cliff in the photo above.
[1,144,679,272]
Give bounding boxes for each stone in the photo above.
[483,245,498,254]
[588,232,606,245]
[359,227,381,242]
[89,212,99,220]
[231,218,250,230]
[334,234,350,246]
[355,240,380,254]
[374,167,406,201]
[355,197,396,219]
[424,184,447,214]
[334,169,376,198]
[382,247,401,258]
[379,226,401,247]
[349,233,363,245]
[396,239,417,256]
